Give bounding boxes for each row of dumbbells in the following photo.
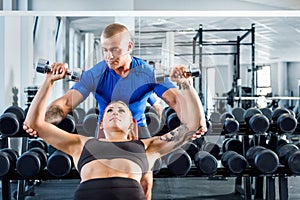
[0,139,73,178]
[153,136,300,177]
[1,137,299,179]
[210,107,299,135]
[146,105,299,137]
[0,105,99,137]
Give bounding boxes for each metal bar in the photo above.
[266,176,276,200]
[32,16,38,43]
[278,176,289,200]
[213,96,300,100]
[175,42,253,46]
[1,179,11,200]
[255,177,264,199]
[251,24,256,106]
[138,29,197,34]
[55,17,61,44]
[236,35,241,108]
[202,28,252,32]
[239,29,252,41]
[198,24,204,110]
[175,52,237,56]
[0,137,10,200]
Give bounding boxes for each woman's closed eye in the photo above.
[106,108,113,113]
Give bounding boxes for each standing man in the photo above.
[28,23,207,199]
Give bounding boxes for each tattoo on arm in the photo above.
[180,82,190,90]
[159,125,194,148]
[45,105,65,125]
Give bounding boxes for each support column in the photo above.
[277,62,288,107]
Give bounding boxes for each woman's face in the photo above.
[101,102,133,134]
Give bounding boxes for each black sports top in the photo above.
[77,138,149,174]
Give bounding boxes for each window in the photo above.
[256,65,272,96]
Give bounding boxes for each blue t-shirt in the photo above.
[71,57,175,126]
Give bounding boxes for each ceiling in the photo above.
[68,15,300,67]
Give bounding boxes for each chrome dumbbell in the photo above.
[36,58,83,82]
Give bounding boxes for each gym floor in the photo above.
[2,176,300,199]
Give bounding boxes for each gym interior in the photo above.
[1,0,300,199]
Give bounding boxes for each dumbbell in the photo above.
[243,107,262,125]
[271,107,297,133]
[276,143,300,174]
[220,112,235,124]
[194,151,218,176]
[163,148,192,176]
[209,112,221,123]
[182,141,199,160]
[219,112,239,134]
[28,138,48,152]
[0,148,19,176]
[145,106,161,136]
[16,147,48,178]
[275,113,297,134]
[260,107,272,122]
[246,146,279,174]
[0,106,27,137]
[36,58,83,82]
[158,107,176,135]
[69,109,80,125]
[86,107,99,115]
[222,138,243,155]
[152,157,163,175]
[221,151,248,174]
[75,107,86,124]
[201,142,221,159]
[82,113,98,137]
[248,113,270,133]
[57,114,76,133]
[231,107,246,123]
[243,107,270,134]
[167,113,181,131]
[47,149,73,177]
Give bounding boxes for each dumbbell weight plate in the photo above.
[0,148,19,176]
[219,112,235,124]
[209,112,221,123]
[47,150,72,177]
[145,112,160,136]
[231,107,245,123]
[221,151,248,174]
[82,113,98,137]
[248,114,270,133]
[223,118,239,134]
[165,148,192,176]
[167,113,180,131]
[194,151,217,175]
[152,157,163,175]
[57,114,76,133]
[254,149,279,174]
[271,107,290,122]
[243,108,262,125]
[4,106,26,122]
[277,113,297,133]
[16,148,47,178]
[0,106,26,136]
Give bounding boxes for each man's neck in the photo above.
[115,56,132,78]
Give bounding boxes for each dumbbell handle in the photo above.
[36,58,83,82]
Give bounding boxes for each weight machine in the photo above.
[192,24,256,111]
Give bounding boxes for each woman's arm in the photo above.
[143,65,201,157]
[24,70,83,156]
